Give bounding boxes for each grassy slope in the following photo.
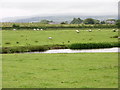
[2,29,118,47]
[3,53,118,88]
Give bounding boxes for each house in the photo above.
[106,19,116,24]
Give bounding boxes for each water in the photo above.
[27,47,119,54]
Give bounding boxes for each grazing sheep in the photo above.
[76,30,79,33]
[33,29,36,31]
[116,29,119,32]
[48,37,52,39]
[41,29,43,31]
[88,29,92,32]
[37,29,39,31]
[112,29,116,32]
[13,29,16,31]
[98,29,101,31]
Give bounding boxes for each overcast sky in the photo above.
[0,0,119,18]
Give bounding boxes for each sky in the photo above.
[0,0,119,18]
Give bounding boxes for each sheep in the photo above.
[88,29,92,32]
[98,29,101,31]
[41,29,43,31]
[76,30,79,33]
[13,29,16,31]
[33,29,36,31]
[116,29,119,32]
[37,28,39,31]
[48,37,52,39]
[112,29,116,32]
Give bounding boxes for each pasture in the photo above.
[2,28,118,88]
[2,53,118,88]
[2,28,118,47]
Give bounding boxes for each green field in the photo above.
[2,28,118,47]
[2,53,118,88]
[2,28,118,88]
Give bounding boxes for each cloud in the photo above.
[0,0,119,18]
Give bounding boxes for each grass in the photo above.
[69,42,120,49]
[2,28,118,88]
[2,53,118,88]
[2,28,118,47]
[1,44,68,54]
[2,45,49,53]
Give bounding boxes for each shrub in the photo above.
[111,35,118,38]
[2,45,49,54]
[28,46,48,52]
[35,41,38,43]
[5,42,11,44]
[69,42,120,49]
[16,42,19,44]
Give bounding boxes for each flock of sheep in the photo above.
[33,28,43,31]
[48,29,119,40]
[13,28,43,31]
[12,28,119,40]
[75,29,119,33]
[13,28,119,32]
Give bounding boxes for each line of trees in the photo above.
[37,18,117,25]
[69,18,117,24]
[3,18,119,29]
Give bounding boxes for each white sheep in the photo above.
[41,29,43,31]
[33,29,36,31]
[116,29,118,31]
[112,29,116,32]
[76,30,79,33]
[37,28,39,31]
[98,29,101,31]
[88,29,92,32]
[13,29,16,31]
[48,37,52,39]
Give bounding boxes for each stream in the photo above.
[26,47,119,54]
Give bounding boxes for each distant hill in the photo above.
[1,15,117,23]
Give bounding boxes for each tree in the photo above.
[12,24,20,28]
[40,20,53,24]
[60,21,68,24]
[100,21,106,24]
[83,18,96,24]
[70,18,83,24]
[94,20,100,24]
[116,20,120,28]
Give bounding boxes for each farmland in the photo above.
[2,28,118,47]
[2,53,118,88]
[1,28,119,88]
[1,0,119,88]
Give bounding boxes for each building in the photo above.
[106,19,116,24]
